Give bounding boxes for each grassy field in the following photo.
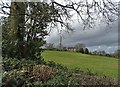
[42,51,118,78]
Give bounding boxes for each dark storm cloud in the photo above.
[46,19,118,50]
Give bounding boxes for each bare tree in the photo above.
[51,0,119,30]
[75,43,85,49]
[0,0,119,30]
[0,0,119,59]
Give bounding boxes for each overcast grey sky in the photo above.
[43,0,119,53]
[46,18,118,53]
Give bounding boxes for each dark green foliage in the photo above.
[2,58,118,86]
[2,2,27,59]
[2,2,59,60]
[1,1,119,86]
[75,43,85,52]
[63,47,67,51]
[79,48,84,53]
[46,61,68,70]
[46,61,57,67]
[3,57,45,71]
[71,68,83,73]
[84,48,89,54]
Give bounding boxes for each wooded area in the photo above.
[0,0,119,86]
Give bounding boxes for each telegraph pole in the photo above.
[60,35,62,50]
[59,30,62,51]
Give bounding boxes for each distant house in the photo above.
[67,47,76,52]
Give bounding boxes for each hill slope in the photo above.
[42,51,118,78]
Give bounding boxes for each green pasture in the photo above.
[42,51,118,78]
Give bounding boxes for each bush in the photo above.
[46,61,68,70]
[3,57,45,71]
[2,58,118,86]
[71,67,83,73]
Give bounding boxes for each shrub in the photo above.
[2,65,56,86]
[2,58,118,86]
[46,61,68,70]
[3,57,45,71]
[71,67,83,73]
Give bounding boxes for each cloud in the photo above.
[47,20,118,43]
[46,18,118,53]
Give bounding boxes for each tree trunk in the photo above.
[10,2,26,58]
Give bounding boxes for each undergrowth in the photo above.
[2,58,118,86]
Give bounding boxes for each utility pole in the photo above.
[60,35,62,50]
[59,30,62,51]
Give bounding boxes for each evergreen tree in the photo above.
[84,48,89,54]
[2,2,56,61]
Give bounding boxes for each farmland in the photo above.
[42,51,118,78]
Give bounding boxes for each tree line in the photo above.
[44,43,119,58]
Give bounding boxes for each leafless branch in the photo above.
[0,0,119,31]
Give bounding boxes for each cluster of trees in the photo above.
[89,50,119,58]
[44,42,120,58]
[2,2,54,60]
[75,43,89,54]
[91,50,110,56]
[44,43,90,54]
[1,0,118,60]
